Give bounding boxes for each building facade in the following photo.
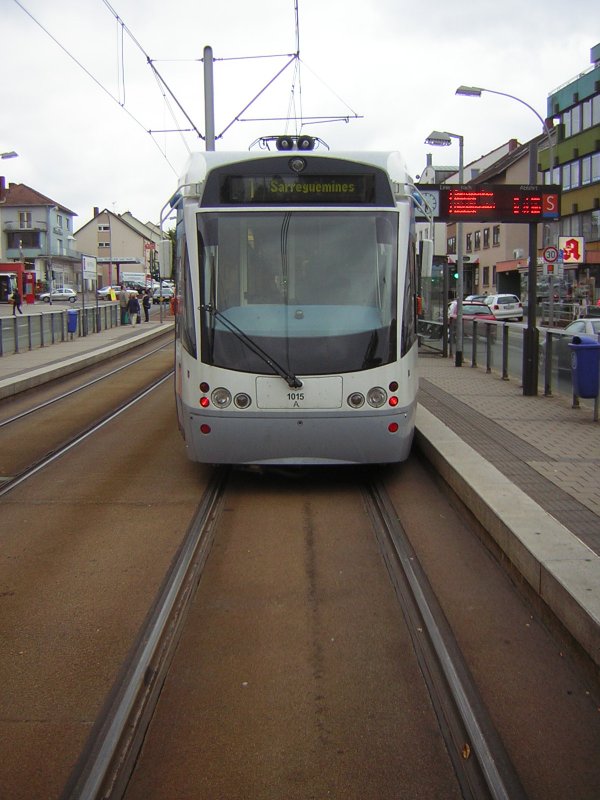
[74,208,161,289]
[0,177,79,293]
[419,41,600,314]
[543,41,600,303]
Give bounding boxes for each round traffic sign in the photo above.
[543,246,559,263]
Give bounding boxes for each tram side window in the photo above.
[178,233,197,358]
[401,242,417,356]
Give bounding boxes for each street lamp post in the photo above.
[425,130,464,367]
[455,85,555,395]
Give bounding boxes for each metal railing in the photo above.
[0,303,120,357]
[418,316,599,411]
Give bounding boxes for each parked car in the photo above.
[465,294,488,303]
[461,302,497,322]
[153,286,174,304]
[461,302,498,341]
[544,317,600,374]
[484,294,523,321]
[39,287,78,303]
[96,285,118,299]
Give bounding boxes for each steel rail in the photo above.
[61,467,229,800]
[0,371,173,499]
[364,481,527,800]
[0,339,172,429]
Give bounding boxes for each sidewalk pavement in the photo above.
[417,353,599,679]
[0,327,598,678]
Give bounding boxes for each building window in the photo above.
[492,226,500,246]
[592,152,600,182]
[593,94,600,125]
[7,231,41,248]
[466,233,472,252]
[582,99,592,130]
[57,214,63,228]
[492,265,496,285]
[571,104,581,136]
[582,155,592,185]
[592,210,600,241]
[483,228,490,248]
[98,224,110,232]
[560,215,583,236]
[482,266,489,286]
[98,241,111,248]
[19,211,32,228]
[447,236,456,254]
[570,160,580,189]
[563,108,571,137]
[474,231,481,250]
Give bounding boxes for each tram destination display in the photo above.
[220,174,377,204]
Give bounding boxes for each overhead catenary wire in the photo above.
[11,0,181,173]
[100,0,204,141]
[14,0,361,160]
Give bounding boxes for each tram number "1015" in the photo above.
[287,392,305,401]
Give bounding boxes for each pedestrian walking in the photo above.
[119,285,129,324]
[128,293,141,326]
[142,291,151,322]
[11,287,23,315]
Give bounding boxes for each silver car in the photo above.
[39,287,78,303]
[484,294,523,321]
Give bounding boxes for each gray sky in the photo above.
[1,0,597,227]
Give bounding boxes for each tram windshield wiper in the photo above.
[201,304,303,389]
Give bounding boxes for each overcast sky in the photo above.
[1,0,597,228]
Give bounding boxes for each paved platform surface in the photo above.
[0,327,598,678]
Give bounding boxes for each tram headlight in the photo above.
[367,387,387,408]
[211,387,232,409]
[276,135,295,151]
[297,135,315,151]
[234,393,252,409]
[347,392,365,409]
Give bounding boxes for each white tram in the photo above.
[168,138,427,465]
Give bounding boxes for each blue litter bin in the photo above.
[67,308,78,335]
[568,335,600,398]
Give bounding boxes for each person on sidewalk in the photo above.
[119,285,129,324]
[142,290,151,322]
[11,288,23,316]
[127,293,141,327]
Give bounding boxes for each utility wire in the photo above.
[12,0,180,172]
[100,0,204,140]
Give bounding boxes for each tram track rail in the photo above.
[61,467,229,800]
[0,370,173,499]
[59,471,529,800]
[0,340,173,430]
[364,481,526,800]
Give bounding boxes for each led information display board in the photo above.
[415,184,560,223]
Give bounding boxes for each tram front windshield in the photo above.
[198,210,398,375]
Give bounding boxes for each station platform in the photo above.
[0,323,598,680]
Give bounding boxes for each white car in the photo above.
[96,285,119,299]
[484,294,523,321]
[39,287,78,303]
